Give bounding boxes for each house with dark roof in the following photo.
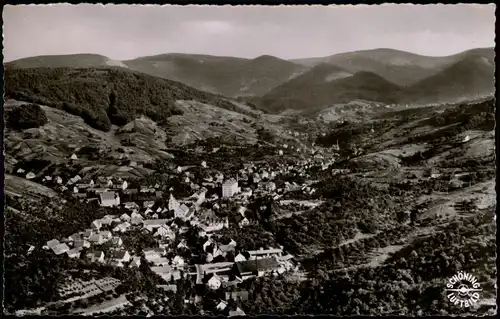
[232,258,280,280]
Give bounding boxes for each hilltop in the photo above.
[4,53,129,69]
[402,54,495,104]
[259,64,404,113]
[123,53,306,97]
[5,47,494,115]
[291,47,494,86]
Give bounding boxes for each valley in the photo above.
[3,46,496,317]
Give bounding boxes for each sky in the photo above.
[3,4,496,62]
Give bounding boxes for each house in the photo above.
[216,300,228,311]
[83,229,94,238]
[46,239,60,250]
[172,255,185,267]
[100,231,112,239]
[190,188,207,206]
[68,233,82,242]
[74,239,91,249]
[123,202,139,211]
[26,172,36,180]
[201,161,207,168]
[247,247,283,259]
[174,204,190,219]
[222,179,239,197]
[143,201,155,209]
[17,168,25,174]
[56,176,63,184]
[144,248,166,263]
[111,237,123,246]
[88,234,106,245]
[151,266,181,282]
[52,243,70,255]
[112,250,131,263]
[67,247,82,259]
[229,307,246,317]
[207,274,223,290]
[130,256,141,268]
[234,253,247,262]
[154,225,175,240]
[143,219,169,232]
[122,180,128,190]
[225,290,249,301]
[70,154,78,160]
[99,191,120,207]
[131,215,144,226]
[120,213,131,221]
[87,251,105,263]
[232,258,281,280]
[113,222,131,233]
[168,194,180,212]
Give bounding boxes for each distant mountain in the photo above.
[4,53,129,69]
[259,63,403,113]
[4,67,253,132]
[403,54,495,104]
[291,47,494,86]
[123,53,307,97]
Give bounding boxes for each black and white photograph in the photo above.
[2,3,497,316]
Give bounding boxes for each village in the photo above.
[14,137,339,316]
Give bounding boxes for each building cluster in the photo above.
[17,142,338,315]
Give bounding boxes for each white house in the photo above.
[130,256,141,267]
[168,194,180,212]
[122,180,128,190]
[201,161,207,168]
[52,243,70,255]
[172,255,185,267]
[120,213,131,221]
[222,179,239,198]
[87,251,105,263]
[99,191,120,207]
[113,222,131,233]
[143,219,169,232]
[91,220,102,230]
[174,204,190,219]
[26,172,36,180]
[216,300,228,311]
[234,253,247,262]
[207,274,222,290]
[70,154,78,160]
[154,225,176,240]
[67,247,82,259]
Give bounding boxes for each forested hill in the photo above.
[4,67,250,132]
